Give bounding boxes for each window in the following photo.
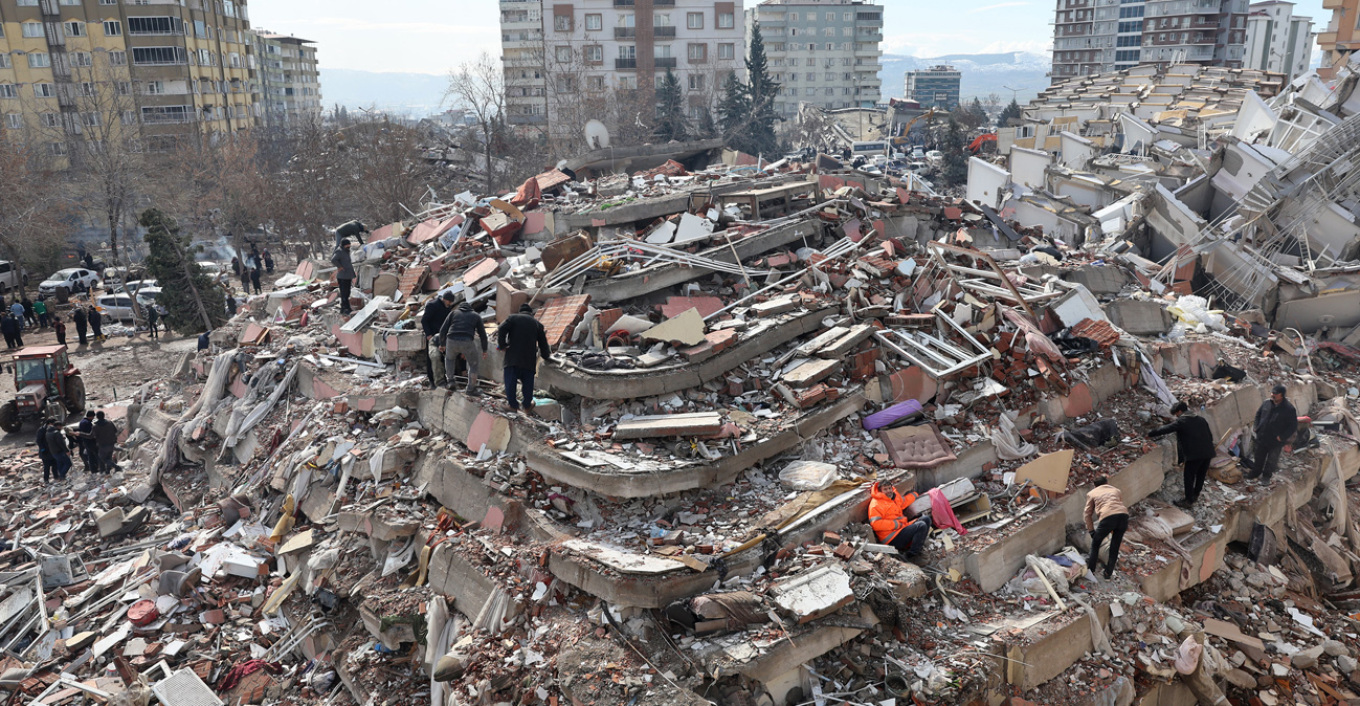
[618,75,635,89]
[587,75,604,90]
[555,46,571,62]
[40,113,60,127]
[688,43,707,62]
[718,12,734,29]
[144,81,165,95]
[825,72,835,81]
[73,52,92,67]
[80,82,95,96]
[556,75,574,92]
[127,17,183,35]
[115,82,131,95]
[22,23,44,38]
[554,14,572,31]
[29,53,50,68]
[33,83,54,98]
[654,13,670,26]
[687,12,703,29]
[64,21,86,37]
[585,13,602,30]
[5,114,20,129]
[109,51,127,66]
[788,73,797,82]
[688,74,705,91]
[805,87,816,96]
[823,27,833,36]
[585,45,603,63]
[16,0,36,5]
[59,0,79,5]
[0,85,16,99]
[0,56,8,69]
[1117,35,1140,46]
[844,12,852,20]
[1118,21,1143,32]
[104,21,122,36]
[789,57,799,67]
[789,12,798,21]
[655,44,671,58]
[132,47,187,65]
[193,20,207,38]
[82,112,100,127]
[121,110,136,125]
[806,72,814,81]
[619,45,636,59]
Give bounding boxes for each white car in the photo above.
[95,293,137,322]
[121,279,157,295]
[39,268,99,297]
[135,287,163,311]
[0,261,26,293]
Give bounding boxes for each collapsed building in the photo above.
[6,58,1360,706]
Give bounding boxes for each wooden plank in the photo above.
[613,412,723,440]
[1203,618,1265,651]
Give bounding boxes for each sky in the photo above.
[249,0,1333,76]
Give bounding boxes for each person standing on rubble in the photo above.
[497,303,552,414]
[1245,384,1298,485]
[1148,401,1215,507]
[249,260,263,295]
[1084,477,1129,580]
[88,304,103,343]
[93,410,119,473]
[45,419,71,483]
[73,306,87,346]
[35,418,55,485]
[76,410,101,474]
[331,239,356,316]
[263,248,275,274]
[868,481,931,558]
[145,303,160,341]
[438,301,488,395]
[422,292,456,387]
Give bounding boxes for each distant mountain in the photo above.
[320,69,449,117]
[881,51,1052,106]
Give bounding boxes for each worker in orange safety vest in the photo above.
[868,481,931,557]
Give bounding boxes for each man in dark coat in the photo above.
[76,410,101,473]
[331,239,356,316]
[422,292,455,387]
[334,220,369,247]
[53,316,66,346]
[1149,401,1216,506]
[46,420,71,482]
[88,305,103,342]
[35,419,54,484]
[1245,384,1298,484]
[0,314,16,349]
[263,249,275,274]
[249,262,262,295]
[146,304,160,340]
[73,306,87,346]
[20,297,36,327]
[438,302,488,394]
[93,410,119,473]
[497,304,552,413]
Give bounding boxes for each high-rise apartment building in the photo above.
[252,30,321,129]
[902,64,960,110]
[500,0,746,142]
[1051,0,1250,81]
[1243,1,1313,80]
[745,0,883,120]
[1317,0,1358,77]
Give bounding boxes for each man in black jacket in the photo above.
[1246,384,1298,484]
[93,410,119,473]
[437,302,488,394]
[1149,401,1215,507]
[35,419,54,484]
[422,292,456,387]
[76,410,101,473]
[331,239,356,316]
[497,304,552,413]
[334,220,369,248]
[73,306,87,346]
[45,420,70,482]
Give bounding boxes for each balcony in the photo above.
[654,57,677,68]
[654,26,676,38]
[615,58,637,69]
[655,0,674,5]
[614,0,634,5]
[615,27,635,39]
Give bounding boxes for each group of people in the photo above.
[34,410,120,484]
[231,242,275,297]
[866,385,1302,582]
[2,297,48,349]
[419,291,553,415]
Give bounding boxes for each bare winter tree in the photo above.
[446,52,507,193]
[0,139,70,292]
[148,132,271,254]
[336,118,447,225]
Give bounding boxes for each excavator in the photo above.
[967,133,999,155]
[888,108,937,151]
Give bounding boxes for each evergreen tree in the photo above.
[968,97,988,124]
[940,119,970,188]
[140,208,227,335]
[717,71,753,151]
[653,68,689,143]
[744,22,782,157]
[996,98,1022,128]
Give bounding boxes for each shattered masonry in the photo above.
[8,57,1360,706]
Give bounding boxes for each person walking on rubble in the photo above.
[868,481,931,558]
[1148,401,1215,507]
[497,304,551,414]
[331,239,356,316]
[334,220,369,248]
[36,418,55,485]
[1084,477,1129,580]
[73,306,88,346]
[93,410,119,473]
[76,410,101,474]
[422,292,456,387]
[249,260,263,295]
[1245,384,1298,485]
[438,301,488,395]
[45,419,71,483]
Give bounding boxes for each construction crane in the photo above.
[889,108,937,149]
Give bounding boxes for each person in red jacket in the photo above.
[868,481,931,558]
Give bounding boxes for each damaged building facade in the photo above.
[9,55,1360,706]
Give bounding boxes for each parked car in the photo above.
[135,287,163,311]
[38,268,100,297]
[95,294,137,322]
[121,279,158,295]
[0,261,27,293]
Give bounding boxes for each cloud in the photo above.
[968,2,1031,12]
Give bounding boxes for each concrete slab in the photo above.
[1103,299,1172,336]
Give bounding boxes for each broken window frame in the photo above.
[874,309,992,380]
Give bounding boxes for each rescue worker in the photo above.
[73,306,88,346]
[421,292,456,387]
[93,410,119,473]
[46,419,71,482]
[437,301,488,395]
[1148,400,1215,507]
[331,239,355,316]
[33,299,48,329]
[35,418,54,485]
[867,481,931,557]
[76,410,100,474]
[496,304,551,414]
[1245,384,1298,484]
[1084,477,1129,580]
[249,261,262,295]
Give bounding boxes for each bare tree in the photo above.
[0,140,70,293]
[446,52,507,193]
[337,118,447,224]
[148,132,271,255]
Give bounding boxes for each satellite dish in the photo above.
[584,119,611,150]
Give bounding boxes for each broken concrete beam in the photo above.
[641,308,706,347]
[771,566,855,624]
[795,326,850,356]
[1102,299,1173,336]
[340,296,392,334]
[613,412,723,440]
[816,324,875,359]
[783,359,841,388]
[750,295,799,318]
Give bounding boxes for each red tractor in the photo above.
[0,345,86,433]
